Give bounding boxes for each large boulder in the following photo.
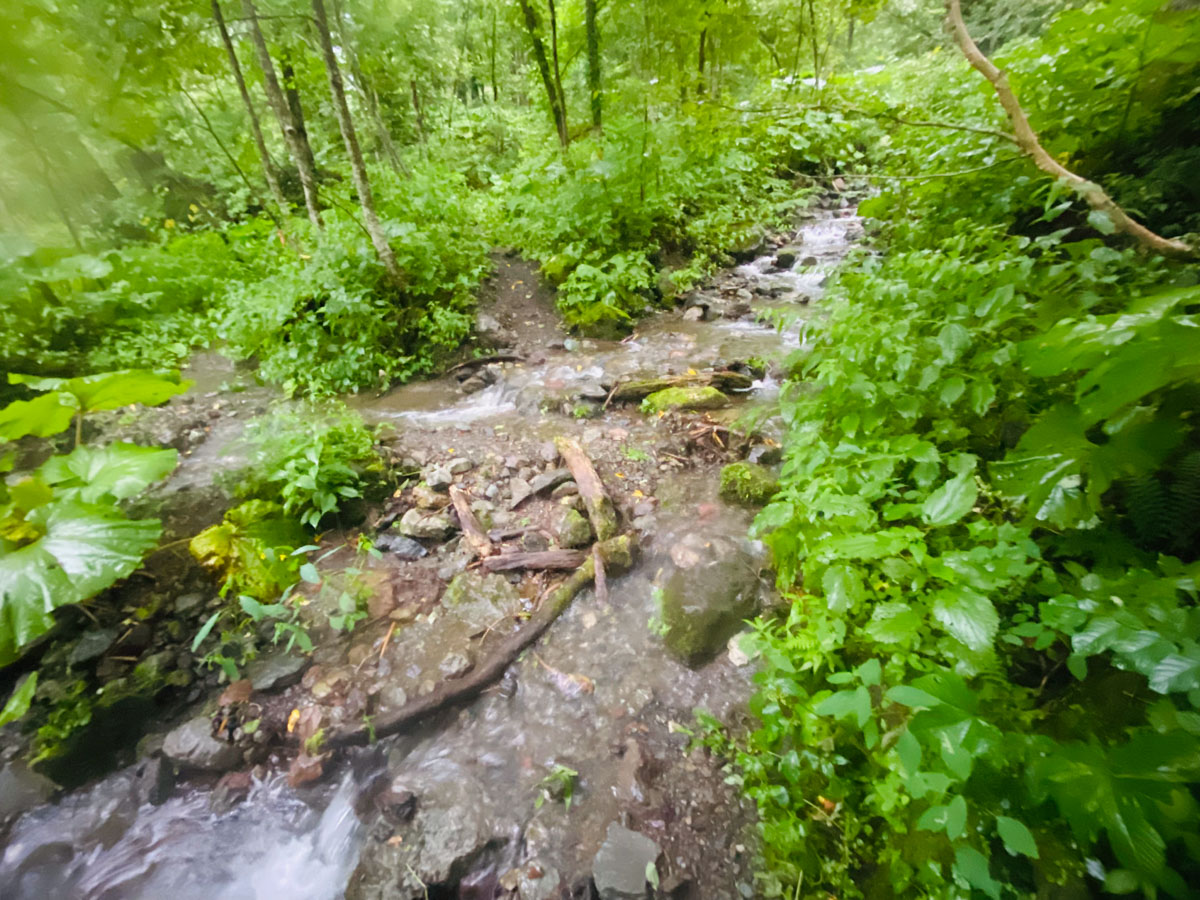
[659,538,762,666]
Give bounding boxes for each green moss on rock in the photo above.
[640,386,730,415]
[720,462,779,507]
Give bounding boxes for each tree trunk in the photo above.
[516,0,568,146]
[280,55,319,178]
[547,0,568,133]
[240,0,322,228]
[211,0,288,217]
[945,0,1196,260]
[585,0,601,129]
[490,8,500,102]
[311,0,403,285]
[697,28,707,95]
[410,79,427,143]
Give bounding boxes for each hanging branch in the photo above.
[945,0,1196,261]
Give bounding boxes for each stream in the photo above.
[0,200,862,900]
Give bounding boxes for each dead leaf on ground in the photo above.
[218,679,253,706]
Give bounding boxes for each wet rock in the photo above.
[131,754,175,806]
[551,481,579,499]
[552,507,593,548]
[448,457,474,475]
[728,229,768,263]
[724,301,752,319]
[660,543,761,666]
[209,770,252,814]
[439,651,473,679]
[746,443,783,466]
[719,462,779,508]
[348,763,508,900]
[173,593,205,615]
[641,387,730,415]
[441,571,522,632]
[244,652,308,692]
[477,313,503,336]
[773,249,798,270]
[377,681,408,713]
[801,255,819,268]
[593,822,660,900]
[68,627,120,667]
[682,306,704,322]
[508,476,534,508]
[376,533,429,560]
[413,483,451,509]
[0,759,56,825]
[398,508,457,540]
[519,861,562,900]
[521,531,551,552]
[526,467,573,499]
[162,716,241,773]
[461,376,488,394]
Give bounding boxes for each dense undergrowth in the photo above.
[729,2,1200,897]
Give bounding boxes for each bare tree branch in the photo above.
[946,0,1196,261]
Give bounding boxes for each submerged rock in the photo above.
[162,716,241,773]
[719,462,779,508]
[592,822,660,900]
[660,541,761,665]
[641,386,730,415]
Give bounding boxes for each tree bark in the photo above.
[697,28,707,95]
[490,8,500,102]
[516,0,569,146]
[410,79,427,144]
[547,0,568,134]
[585,0,601,129]
[212,0,288,217]
[311,0,403,285]
[555,437,618,540]
[240,0,323,229]
[280,55,319,179]
[945,0,1196,260]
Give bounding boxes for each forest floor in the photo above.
[0,193,863,900]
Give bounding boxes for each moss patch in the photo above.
[720,462,779,507]
[641,386,730,415]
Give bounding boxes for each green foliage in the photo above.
[231,404,386,529]
[534,763,579,811]
[0,673,38,727]
[720,462,781,508]
[188,501,307,600]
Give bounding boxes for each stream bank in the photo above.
[1,195,864,899]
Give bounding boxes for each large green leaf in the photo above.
[931,588,999,652]
[0,392,81,442]
[922,473,978,527]
[39,443,179,502]
[0,501,161,665]
[8,369,192,413]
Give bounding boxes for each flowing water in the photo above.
[0,203,862,900]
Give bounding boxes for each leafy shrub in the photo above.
[230,403,387,529]
[188,500,308,600]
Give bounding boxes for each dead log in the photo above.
[325,534,635,747]
[555,436,619,540]
[481,549,587,572]
[449,486,494,558]
[607,370,754,403]
[447,353,524,374]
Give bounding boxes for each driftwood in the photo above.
[555,436,619,540]
[481,549,586,572]
[606,370,754,403]
[946,0,1196,261]
[449,486,494,558]
[448,353,524,374]
[325,534,634,747]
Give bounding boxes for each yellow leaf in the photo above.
[164,219,175,229]
[287,708,301,732]
[687,368,697,376]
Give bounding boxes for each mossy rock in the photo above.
[720,462,779,507]
[641,386,730,415]
[660,553,761,666]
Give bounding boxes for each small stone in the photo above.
[398,508,456,540]
[424,465,454,491]
[508,477,534,508]
[376,533,429,559]
[448,457,474,475]
[682,306,704,322]
[460,376,488,394]
[519,862,561,900]
[163,716,242,773]
[801,255,819,267]
[747,443,783,466]
[773,249,797,269]
[245,653,308,691]
[527,467,573,498]
[439,652,472,679]
[413,483,450,509]
[377,682,408,711]
[551,481,579,499]
[174,593,205,615]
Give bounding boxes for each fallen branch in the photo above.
[448,353,524,374]
[481,549,587,572]
[555,436,619,540]
[449,486,494,558]
[607,370,754,403]
[325,534,634,747]
[945,0,1197,261]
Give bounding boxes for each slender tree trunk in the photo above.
[311,0,403,285]
[280,55,319,178]
[14,113,82,249]
[585,0,601,129]
[410,79,427,144]
[547,0,568,133]
[240,0,322,228]
[697,28,707,95]
[490,8,500,102]
[945,0,1195,260]
[807,0,820,94]
[211,0,289,216]
[516,0,568,146]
